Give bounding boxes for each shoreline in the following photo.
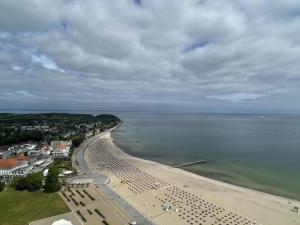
[110,131,298,203]
[82,128,300,225]
[111,126,300,201]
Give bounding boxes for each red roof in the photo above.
[58,144,67,150]
[0,159,18,169]
[0,155,29,169]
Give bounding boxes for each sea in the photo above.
[112,112,300,200]
[2,110,300,200]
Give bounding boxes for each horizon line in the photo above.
[1,108,300,116]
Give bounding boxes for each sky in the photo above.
[1,0,300,113]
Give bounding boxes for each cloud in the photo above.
[21,49,65,72]
[133,0,142,6]
[205,93,268,103]
[16,90,34,97]
[0,0,300,112]
[11,64,23,71]
[30,53,64,72]
[0,31,11,39]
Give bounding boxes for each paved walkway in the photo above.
[74,133,155,225]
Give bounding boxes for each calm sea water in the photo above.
[112,112,300,200]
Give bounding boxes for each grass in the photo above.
[0,188,70,225]
[53,159,74,172]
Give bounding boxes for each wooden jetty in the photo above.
[174,160,207,168]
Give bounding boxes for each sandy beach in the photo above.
[83,131,300,225]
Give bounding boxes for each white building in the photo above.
[0,143,37,159]
[32,157,53,169]
[51,141,71,159]
[0,156,31,178]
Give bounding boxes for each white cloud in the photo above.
[30,53,65,72]
[11,64,23,71]
[205,93,268,103]
[31,54,54,69]
[0,31,10,39]
[16,90,34,97]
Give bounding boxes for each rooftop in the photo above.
[0,155,29,169]
[0,159,18,169]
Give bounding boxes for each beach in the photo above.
[81,130,300,225]
[112,113,300,201]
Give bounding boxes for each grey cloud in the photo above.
[0,0,300,113]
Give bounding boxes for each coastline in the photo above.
[111,123,300,201]
[83,128,300,225]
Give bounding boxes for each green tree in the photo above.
[15,177,29,191]
[0,181,5,192]
[10,177,21,189]
[27,173,43,192]
[71,135,85,147]
[44,166,61,193]
[15,172,43,191]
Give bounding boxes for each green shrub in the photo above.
[70,196,79,206]
[87,209,93,215]
[76,210,87,222]
[94,208,105,219]
[83,189,95,201]
[76,189,84,198]
[80,201,85,206]
[15,172,43,192]
[62,192,70,201]
[103,220,109,225]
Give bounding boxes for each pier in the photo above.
[174,160,207,168]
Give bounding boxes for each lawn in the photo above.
[0,189,70,225]
[53,159,73,170]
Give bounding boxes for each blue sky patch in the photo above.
[183,41,208,53]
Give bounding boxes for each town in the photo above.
[0,141,71,180]
[0,113,120,187]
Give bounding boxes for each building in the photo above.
[0,143,37,159]
[51,141,71,159]
[0,146,16,159]
[40,144,51,155]
[32,157,53,169]
[0,155,31,178]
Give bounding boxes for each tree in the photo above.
[71,135,85,147]
[44,166,61,193]
[0,181,5,192]
[10,177,21,189]
[27,173,43,192]
[15,172,43,191]
[15,177,29,191]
